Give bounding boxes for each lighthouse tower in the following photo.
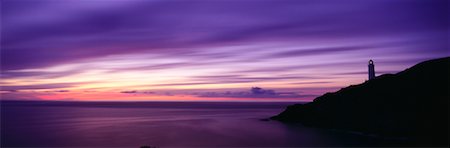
[368,60,375,80]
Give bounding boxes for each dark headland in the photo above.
[271,57,449,146]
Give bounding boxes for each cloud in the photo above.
[1,0,447,71]
[1,0,448,101]
[1,83,78,91]
[333,71,396,76]
[0,69,82,79]
[269,46,371,58]
[198,87,316,99]
[288,81,333,85]
[120,90,137,93]
[50,90,70,93]
[120,90,154,94]
[148,75,323,87]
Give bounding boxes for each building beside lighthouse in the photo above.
[368,60,375,80]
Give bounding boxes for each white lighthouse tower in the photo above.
[368,60,375,80]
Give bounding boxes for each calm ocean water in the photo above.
[1,101,407,147]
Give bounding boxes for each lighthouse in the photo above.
[368,60,375,80]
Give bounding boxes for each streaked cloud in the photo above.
[1,83,79,91]
[1,0,448,101]
[198,87,316,99]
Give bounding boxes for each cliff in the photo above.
[271,57,449,146]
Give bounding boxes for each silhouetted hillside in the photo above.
[271,57,449,146]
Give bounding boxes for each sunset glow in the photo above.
[1,0,448,101]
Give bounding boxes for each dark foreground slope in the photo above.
[271,57,449,146]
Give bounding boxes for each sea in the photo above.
[1,101,409,147]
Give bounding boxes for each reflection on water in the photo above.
[1,101,406,147]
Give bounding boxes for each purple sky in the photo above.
[1,0,448,101]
